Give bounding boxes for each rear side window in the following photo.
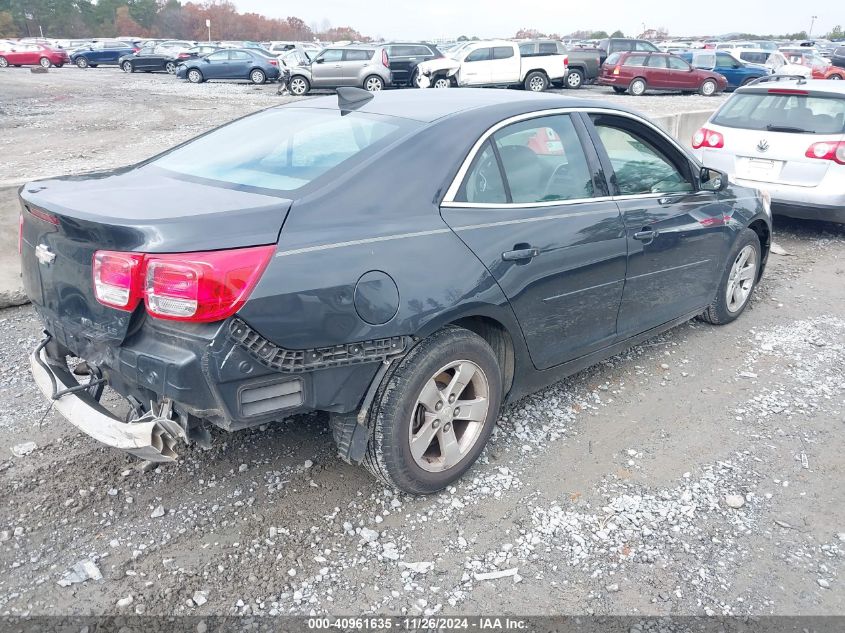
[519,43,534,55]
[623,54,647,67]
[152,109,419,192]
[539,42,558,54]
[493,46,514,60]
[457,141,507,204]
[646,55,667,68]
[344,50,372,61]
[712,93,845,134]
[605,52,622,65]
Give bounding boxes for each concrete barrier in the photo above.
[0,107,718,310]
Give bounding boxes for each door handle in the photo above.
[633,228,658,241]
[502,247,539,261]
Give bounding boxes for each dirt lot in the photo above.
[0,65,843,619]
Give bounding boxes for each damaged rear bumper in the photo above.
[30,347,186,462]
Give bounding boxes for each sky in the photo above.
[232,0,843,40]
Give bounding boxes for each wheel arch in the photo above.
[747,219,771,280]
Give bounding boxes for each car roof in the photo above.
[281,88,638,124]
[737,78,845,96]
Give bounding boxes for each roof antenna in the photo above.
[337,87,374,114]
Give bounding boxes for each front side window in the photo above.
[206,51,228,61]
[716,53,737,67]
[152,109,418,192]
[646,55,666,68]
[667,56,690,70]
[230,51,251,61]
[318,49,343,63]
[465,48,491,62]
[593,120,692,195]
[140,47,154,55]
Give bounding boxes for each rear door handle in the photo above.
[502,247,539,261]
[633,228,658,241]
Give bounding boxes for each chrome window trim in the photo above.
[442,106,696,206]
[442,196,615,209]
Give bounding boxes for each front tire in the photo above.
[165,61,176,74]
[432,75,451,88]
[122,61,133,73]
[524,70,549,92]
[75,57,89,69]
[364,74,384,91]
[829,73,843,80]
[0,57,8,68]
[250,68,266,84]
[700,79,717,96]
[187,68,203,83]
[565,69,584,89]
[612,86,626,93]
[700,228,761,325]
[628,77,646,95]
[289,75,309,95]
[363,327,503,495]
[39,57,52,68]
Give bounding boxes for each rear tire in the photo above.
[524,70,549,92]
[165,61,176,74]
[187,68,203,83]
[39,57,52,68]
[75,57,89,69]
[364,74,384,91]
[363,326,503,495]
[699,228,761,325]
[289,75,309,95]
[565,69,584,89]
[250,68,266,84]
[0,57,8,68]
[829,73,843,80]
[628,77,646,95]
[122,61,133,73]
[700,79,717,96]
[612,86,626,93]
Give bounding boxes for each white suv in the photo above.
[692,77,845,223]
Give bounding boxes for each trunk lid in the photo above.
[20,167,290,346]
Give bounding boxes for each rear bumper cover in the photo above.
[30,347,186,462]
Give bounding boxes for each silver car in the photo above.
[288,45,392,95]
[693,77,845,223]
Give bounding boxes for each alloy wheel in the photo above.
[408,360,490,473]
[251,69,265,84]
[701,80,716,95]
[0,57,8,68]
[165,62,176,74]
[365,76,383,91]
[630,79,645,95]
[122,61,132,73]
[433,77,450,88]
[290,77,307,95]
[726,245,757,312]
[188,69,202,83]
[566,71,582,88]
[529,75,546,91]
[40,57,51,68]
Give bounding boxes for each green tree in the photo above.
[589,30,609,39]
[610,29,624,38]
[0,10,16,36]
[828,25,842,39]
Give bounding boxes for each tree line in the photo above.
[0,0,368,42]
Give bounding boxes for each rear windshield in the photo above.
[151,108,419,192]
[712,92,845,134]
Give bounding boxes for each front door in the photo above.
[311,48,344,86]
[459,47,493,85]
[203,50,230,78]
[440,113,627,370]
[586,113,732,338]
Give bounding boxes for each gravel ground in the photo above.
[0,65,843,618]
[0,65,727,186]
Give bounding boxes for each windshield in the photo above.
[712,92,845,134]
[152,108,419,192]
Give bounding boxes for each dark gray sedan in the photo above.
[175,47,280,84]
[20,89,771,494]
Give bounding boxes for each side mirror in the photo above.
[314,58,324,64]
[700,167,728,192]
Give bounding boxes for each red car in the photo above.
[598,51,727,96]
[0,43,69,69]
[780,50,844,80]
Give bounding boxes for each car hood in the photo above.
[417,57,461,75]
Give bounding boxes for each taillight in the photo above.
[93,251,144,310]
[269,59,278,66]
[93,246,274,321]
[144,246,274,322]
[692,127,724,149]
[805,141,845,165]
[768,88,808,95]
[612,65,620,75]
[381,49,389,68]
[562,55,568,66]
[27,205,59,225]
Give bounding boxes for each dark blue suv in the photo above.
[71,39,137,68]
[680,50,770,90]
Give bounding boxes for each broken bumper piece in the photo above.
[30,347,186,462]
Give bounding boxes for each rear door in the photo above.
[341,49,373,85]
[643,54,670,89]
[387,45,414,84]
[491,45,519,83]
[227,50,252,78]
[440,112,627,369]
[586,113,731,337]
[311,48,344,86]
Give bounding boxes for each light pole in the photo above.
[809,15,818,38]
[206,18,211,43]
